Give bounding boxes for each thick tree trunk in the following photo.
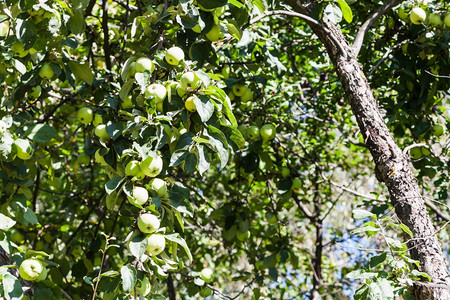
[285,1,450,298]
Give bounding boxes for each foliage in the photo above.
[0,0,448,299]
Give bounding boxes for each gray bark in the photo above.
[285,0,450,299]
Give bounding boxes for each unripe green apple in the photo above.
[93,114,103,126]
[128,186,149,206]
[185,96,197,112]
[445,13,450,27]
[149,178,167,197]
[410,147,422,160]
[95,124,111,142]
[140,154,163,177]
[145,84,167,103]
[240,88,253,102]
[39,63,54,79]
[146,234,165,255]
[15,138,33,160]
[29,86,42,99]
[200,268,214,283]
[165,46,185,65]
[221,65,230,78]
[127,62,136,78]
[36,266,48,281]
[291,177,302,190]
[428,13,443,26]
[247,125,260,141]
[77,153,90,165]
[135,57,154,73]
[206,24,221,41]
[432,124,444,137]
[410,7,426,25]
[281,167,290,178]
[137,213,160,234]
[77,107,94,124]
[180,72,201,90]
[19,259,44,281]
[125,160,141,176]
[232,84,246,97]
[176,84,188,97]
[260,124,276,141]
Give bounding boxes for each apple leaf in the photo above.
[12,59,26,75]
[128,235,148,259]
[68,61,94,85]
[106,122,124,141]
[120,265,137,292]
[26,124,58,143]
[0,213,16,231]
[67,9,86,35]
[105,177,124,195]
[165,233,193,262]
[196,0,227,9]
[352,209,374,220]
[194,96,214,123]
[269,267,278,281]
[228,0,244,8]
[324,3,342,24]
[196,144,211,175]
[2,273,23,300]
[369,252,387,268]
[337,0,353,23]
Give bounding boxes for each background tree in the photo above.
[0,0,448,299]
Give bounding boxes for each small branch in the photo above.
[167,273,176,300]
[368,39,409,78]
[352,0,403,55]
[102,0,112,70]
[424,70,450,79]
[249,10,348,58]
[424,200,450,222]
[61,288,73,300]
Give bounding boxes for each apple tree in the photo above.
[0,0,449,299]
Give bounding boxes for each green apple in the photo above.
[128,186,149,206]
[410,7,426,25]
[15,138,33,160]
[125,160,141,176]
[77,107,94,124]
[240,87,253,102]
[200,268,214,283]
[146,234,166,255]
[137,213,160,234]
[135,57,154,73]
[94,149,108,166]
[199,287,212,297]
[192,23,202,33]
[77,153,90,165]
[140,154,163,177]
[11,231,25,244]
[432,124,444,137]
[95,124,111,142]
[232,84,246,97]
[260,124,276,141]
[127,62,136,78]
[428,13,443,26]
[180,72,200,90]
[39,63,54,79]
[206,24,221,41]
[410,147,422,159]
[19,259,44,281]
[29,86,42,99]
[149,178,167,197]
[36,265,48,281]
[145,83,167,103]
[176,84,188,97]
[11,41,29,58]
[445,13,450,27]
[221,65,230,78]
[93,114,103,126]
[291,177,302,190]
[281,167,290,178]
[185,96,197,112]
[247,125,260,141]
[165,46,185,65]
[121,94,133,109]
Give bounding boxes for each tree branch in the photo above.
[102,0,112,70]
[352,0,403,55]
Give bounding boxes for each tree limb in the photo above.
[352,0,403,55]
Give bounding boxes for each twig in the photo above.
[368,39,409,78]
[102,0,112,70]
[424,70,450,79]
[352,0,403,55]
[249,10,348,58]
[425,200,450,222]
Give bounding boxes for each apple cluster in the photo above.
[398,5,450,27]
[137,213,166,256]
[238,123,277,142]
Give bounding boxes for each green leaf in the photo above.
[26,124,58,143]
[346,270,378,280]
[106,191,120,211]
[128,235,148,259]
[352,209,374,220]
[0,213,16,231]
[350,226,379,235]
[399,223,413,238]
[105,177,123,195]
[67,9,86,35]
[337,0,353,23]
[12,59,26,75]
[169,182,193,217]
[324,3,342,24]
[206,126,229,168]
[268,267,278,281]
[2,273,23,300]
[24,250,50,260]
[385,237,406,251]
[106,122,124,141]
[68,61,94,85]
[369,279,394,300]
[252,0,266,13]
[411,269,431,281]
[165,233,193,262]
[196,0,227,9]
[229,0,244,8]
[369,252,387,268]
[194,96,215,123]
[226,21,243,40]
[120,265,137,292]
[354,284,369,300]
[15,19,37,49]
[196,144,211,175]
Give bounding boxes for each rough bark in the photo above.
[285,1,450,299]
